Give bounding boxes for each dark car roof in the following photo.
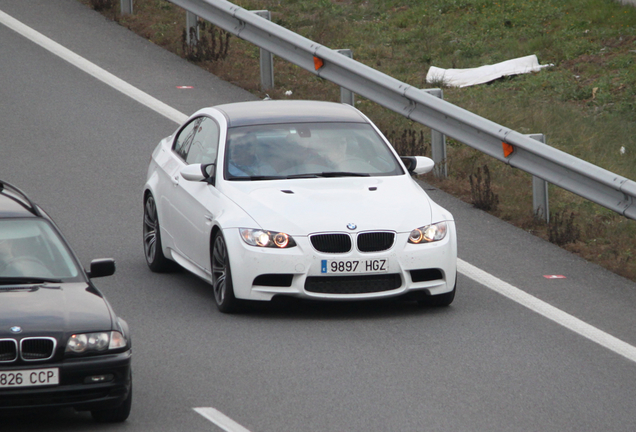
[213,100,368,128]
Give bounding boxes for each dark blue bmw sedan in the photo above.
[0,181,132,422]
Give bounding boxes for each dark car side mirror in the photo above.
[87,258,116,278]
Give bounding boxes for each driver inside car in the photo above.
[0,237,54,278]
[227,134,277,177]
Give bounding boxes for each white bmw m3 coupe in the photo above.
[143,100,457,313]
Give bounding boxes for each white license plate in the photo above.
[0,368,59,388]
[321,259,389,274]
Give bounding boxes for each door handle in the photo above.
[205,214,214,222]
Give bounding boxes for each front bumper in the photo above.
[224,225,457,301]
[0,350,131,412]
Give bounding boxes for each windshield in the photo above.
[0,219,81,282]
[224,122,404,180]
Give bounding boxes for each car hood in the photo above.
[0,283,113,337]
[220,176,438,234]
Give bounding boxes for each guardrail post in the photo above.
[119,0,132,15]
[336,50,355,106]
[423,88,447,178]
[186,11,200,45]
[120,0,132,15]
[527,134,550,223]
[252,11,274,91]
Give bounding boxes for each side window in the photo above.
[185,117,220,165]
[173,117,203,161]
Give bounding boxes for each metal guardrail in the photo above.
[133,0,636,221]
[120,0,132,15]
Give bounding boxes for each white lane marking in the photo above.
[0,9,188,125]
[3,9,636,365]
[194,407,252,432]
[459,259,636,364]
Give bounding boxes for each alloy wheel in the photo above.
[143,196,158,264]
[212,234,228,305]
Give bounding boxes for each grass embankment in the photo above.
[84,0,636,281]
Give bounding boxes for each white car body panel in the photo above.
[217,176,435,234]
[144,101,457,304]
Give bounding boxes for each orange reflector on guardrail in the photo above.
[502,142,514,158]
[313,56,324,70]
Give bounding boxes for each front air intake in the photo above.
[310,233,352,253]
[357,231,395,252]
[0,339,18,362]
[21,337,56,361]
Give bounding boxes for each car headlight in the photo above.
[66,331,127,354]
[408,222,448,244]
[239,228,297,248]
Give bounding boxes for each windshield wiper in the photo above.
[0,277,63,285]
[231,175,286,181]
[287,172,370,178]
[0,285,61,293]
[232,172,372,180]
[318,172,370,177]
[286,173,320,179]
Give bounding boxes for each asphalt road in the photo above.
[1,1,636,431]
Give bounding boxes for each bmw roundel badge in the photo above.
[347,223,357,230]
[10,326,22,334]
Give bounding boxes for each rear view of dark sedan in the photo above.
[0,181,132,422]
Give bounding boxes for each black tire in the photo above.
[417,281,456,307]
[211,232,239,313]
[91,380,132,423]
[143,194,177,272]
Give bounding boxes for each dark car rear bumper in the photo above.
[0,349,131,412]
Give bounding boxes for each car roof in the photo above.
[0,181,40,218]
[212,100,369,128]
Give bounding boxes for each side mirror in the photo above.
[181,163,215,184]
[88,258,116,278]
[401,156,435,175]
